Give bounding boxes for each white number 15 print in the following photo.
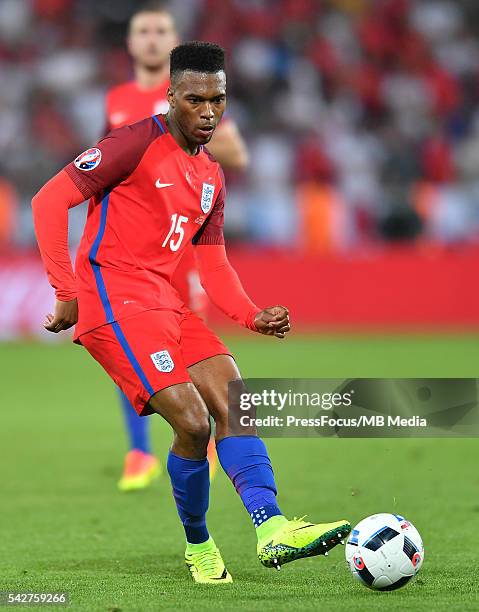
[162,214,188,252]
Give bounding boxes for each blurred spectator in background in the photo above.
[0,174,18,251]
[2,0,479,250]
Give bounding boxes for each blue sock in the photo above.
[118,389,151,454]
[167,451,210,544]
[216,436,283,526]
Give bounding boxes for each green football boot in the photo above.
[257,517,351,569]
[185,537,233,584]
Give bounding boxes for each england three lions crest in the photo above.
[150,350,174,373]
[200,182,215,213]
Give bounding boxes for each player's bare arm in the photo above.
[207,120,249,172]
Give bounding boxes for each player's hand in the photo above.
[254,306,290,339]
[43,298,78,333]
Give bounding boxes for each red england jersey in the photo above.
[65,115,225,340]
[105,79,169,131]
[105,79,217,316]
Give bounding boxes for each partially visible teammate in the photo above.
[32,41,350,583]
[105,2,249,491]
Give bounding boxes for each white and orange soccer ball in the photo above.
[345,513,424,591]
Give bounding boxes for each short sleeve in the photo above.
[192,169,226,246]
[65,118,159,200]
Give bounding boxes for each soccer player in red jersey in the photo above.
[105,3,249,490]
[32,42,350,583]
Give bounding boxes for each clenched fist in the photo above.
[44,298,78,333]
[253,306,290,339]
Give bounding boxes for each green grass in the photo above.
[1,334,479,611]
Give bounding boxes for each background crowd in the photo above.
[2,0,479,252]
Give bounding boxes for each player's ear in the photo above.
[167,87,175,108]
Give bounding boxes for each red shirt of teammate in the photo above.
[106,80,170,131]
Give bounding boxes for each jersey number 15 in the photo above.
[162,214,188,252]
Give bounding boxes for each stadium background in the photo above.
[1,1,478,610]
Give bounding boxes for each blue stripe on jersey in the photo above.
[152,115,166,133]
[88,191,155,397]
[89,191,114,323]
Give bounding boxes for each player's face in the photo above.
[127,11,178,70]
[168,71,227,146]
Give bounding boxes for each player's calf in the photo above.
[149,382,220,573]
[187,354,242,439]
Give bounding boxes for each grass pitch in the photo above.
[1,334,478,611]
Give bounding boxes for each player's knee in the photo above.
[178,410,211,446]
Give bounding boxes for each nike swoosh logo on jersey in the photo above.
[155,179,174,188]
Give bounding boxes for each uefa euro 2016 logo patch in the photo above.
[74,147,102,171]
[150,350,175,373]
[200,182,215,213]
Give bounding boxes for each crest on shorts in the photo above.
[200,182,215,213]
[74,147,102,171]
[150,350,174,373]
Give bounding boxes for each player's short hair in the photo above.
[128,1,175,30]
[170,42,225,84]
